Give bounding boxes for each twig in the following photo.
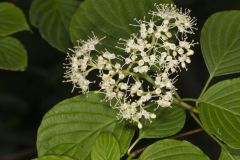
[173,98,199,113]
[127,138,141,155]
[171,128,203,139]
[190,111,203,127]
[181,98,198,102]
[198,74,214,103]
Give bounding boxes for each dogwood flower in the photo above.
[64,4,197,128]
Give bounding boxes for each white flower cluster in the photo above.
[64,4,197,129]
[64,36,100,93]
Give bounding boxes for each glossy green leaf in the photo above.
[139,139,209,160]
[220,147,240,160]
[29,0,81,52]
[140,106,185,139]
[0,2,29,36]
[199,78,240,148]
[200,11,240,77]
[37,93,134,160]
[70,0,173,53]
[91,133,120,160]
[0,37,27,71]
[35,155,74,160]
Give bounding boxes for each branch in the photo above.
[173,98,199,113]
[171,128,203,139]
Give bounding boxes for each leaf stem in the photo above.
[173,98,199,113]
[181,98,198,102]
[198,74,214,102]
[207,133,225,149]
[190,111,202,127]
[174,91,181,99]
[127,147,146,160]
[171,128,203,139]
[189,111,225,150]
[189,111,226,150]
[127,137,141,156]
[143,73,155,84]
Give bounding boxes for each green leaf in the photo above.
[139,139,209,160]
[199,78,240,148]
[35,155,74,160]
[70,0,173,53]
[91,133,120,160]
[140,106,185,139]
[220,147,240,160]
[113,123,135,156]
[0,2,29,36]
[0,37,27,71]
[200,11,240,77]
[29,0,81,52]
[37,93,134,160]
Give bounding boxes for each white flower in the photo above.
[64,4,197,129]
[64,35,101,93]
[119,83,128,90]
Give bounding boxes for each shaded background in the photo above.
[0,0,240,159]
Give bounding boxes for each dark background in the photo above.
[0,0,240,159]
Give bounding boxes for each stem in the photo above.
[127,137,141,156]
[190,111,202,127]
[190,112,226,149]
[173,98,199,113]
[174,91,181,99]
[198,74,213,101]
[171,128,203,139]
[143,73,155,84]
[189,111,225,149]
[181,98,198,102]
[127,147,146,160]
[189,111,226,149]
[208,133,225,149]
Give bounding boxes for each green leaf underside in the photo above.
[220,147,240,160]
[35,155,74,160]
[199,78,240,148]
[29,0,80,52]
[37,93,134,160]
[200,11,240,77]
[140,106,185,139]
[70,0,173,53]
[91,133,120,160]
[0,37,27,71]
[0,2,29,36]
[139,139,209,160]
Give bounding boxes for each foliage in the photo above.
[200,11,240,77]
[91,133,121,160]
[29,0,81,52]
[31,0,240,159]
[139,139,209,160]
[0,2,29,71]
[70,0,173,53]
[1,0,240,159]
[37,93,134,159]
